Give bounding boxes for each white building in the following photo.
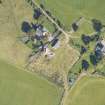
[101,40,105,55]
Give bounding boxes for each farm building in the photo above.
[44,47,55,59]
[51,38,60,49]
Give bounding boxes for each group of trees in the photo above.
[92,19,104,32]
[21,21,41,33]
[33,8,42,20]
[79,19,105,70]
[81,34,100,46]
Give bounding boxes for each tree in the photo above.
[81,34,91,45]
[31,23,38,30]
[82,60,89,71]
[80,46,87,55]
[72,23,78,31]
[40,4,44,9]
[33,8,42,20]
[90,53,97,66]
[46,10,52,17]
[21,21,31,33]
[92,19,103,32]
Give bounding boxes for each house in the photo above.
[35,25,49,40]
[100,40,105,54]
[95,40,105,55]
[36,26,43,37]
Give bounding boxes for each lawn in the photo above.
[65,76,105,105]
[0,59,62,105]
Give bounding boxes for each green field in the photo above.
[0,59,62,105]
[37,0,105,29]
[65,76,105,105]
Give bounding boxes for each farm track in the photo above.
[31,0,73,43]
[25,1,81,105]
[26,0,80,47]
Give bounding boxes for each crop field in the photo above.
[65,76,105,105]
[0,59,62,105]
[36,0,105,29]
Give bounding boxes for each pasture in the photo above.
[65,76,105,105]
[0,59,62,105]
[0,0,33,66]
[37,0,105,29]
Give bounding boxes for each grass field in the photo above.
[37,0,105,29]
[0,59,62,105]
[65,76,105,105]
[0,0,33,66]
